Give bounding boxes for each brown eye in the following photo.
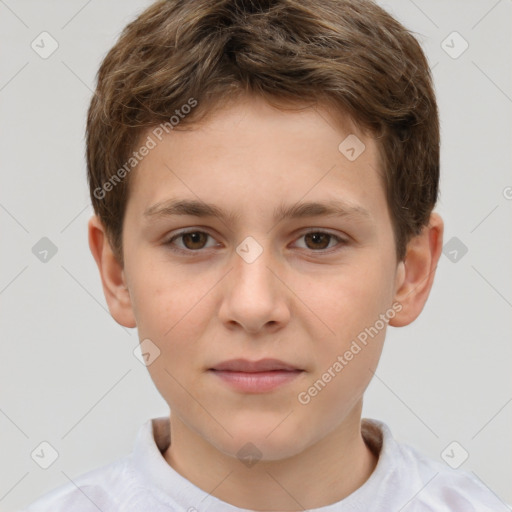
[181,232,208,250]
[294,231,346,252]
[304,232,332,250]
[166,230,216,253]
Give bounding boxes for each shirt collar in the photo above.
[132,416,399,511]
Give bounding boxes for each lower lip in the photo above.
[209,370,303,393]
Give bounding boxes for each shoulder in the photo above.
[401,444,501,510]
[366,419,507,511]
[20,456,133,512]
[20,416,175,512]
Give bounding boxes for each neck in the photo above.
[163,404,378,510]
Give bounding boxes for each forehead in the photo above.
[126,95,387,224]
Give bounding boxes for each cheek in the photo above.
[304,260,394,341]
[127,253,200,337]
[297,254,394,405]
[129,266,219,378]
[131,277,209,409]
[134,285,201,348]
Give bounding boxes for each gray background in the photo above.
[1,0,511,510]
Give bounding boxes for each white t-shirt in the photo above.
[22,417,506,511]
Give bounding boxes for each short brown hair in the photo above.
[87,0,439,265]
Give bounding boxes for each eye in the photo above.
[294,230,346,252]
[165,229,347,255]
[165,230,218,253]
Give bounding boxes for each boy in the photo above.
[23,0,505,510]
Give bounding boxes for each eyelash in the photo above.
[164,229,347,256]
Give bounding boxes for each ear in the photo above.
[88,215,136,328]
[389,212,444,327]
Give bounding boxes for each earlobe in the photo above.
[88,215,137,328]
[389,212,444,327]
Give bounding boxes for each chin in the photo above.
[213,423,307,463]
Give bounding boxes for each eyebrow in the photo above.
[143,198,371,224]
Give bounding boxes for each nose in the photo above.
[218,241,290,334]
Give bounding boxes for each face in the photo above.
[118,95,404,460]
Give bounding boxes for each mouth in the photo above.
[208,358,304,393]
[209,358,302,373]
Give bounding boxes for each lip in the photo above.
[210,358,301,372]
[209,358,304,393]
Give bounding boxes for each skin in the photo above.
[89,94,443,510]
